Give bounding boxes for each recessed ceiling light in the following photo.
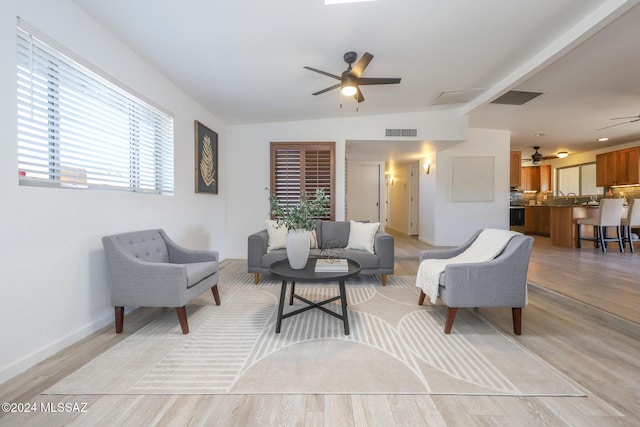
[598,137,609,142]
[535,133,546,137]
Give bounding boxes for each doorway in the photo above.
[410,164,419,235]
[346,162,383,223]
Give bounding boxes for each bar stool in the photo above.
[621,198,640,253]
[577,198,625,253]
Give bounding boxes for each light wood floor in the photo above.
[1,231,639,426]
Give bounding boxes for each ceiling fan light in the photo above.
[341,85,357,96]
[557,152,568,158]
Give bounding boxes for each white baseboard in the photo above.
[0,310,115,386]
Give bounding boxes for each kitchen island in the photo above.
[548,205,626,248]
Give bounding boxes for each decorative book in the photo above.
[314,258,348,272]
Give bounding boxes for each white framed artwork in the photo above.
[451,156,494,202]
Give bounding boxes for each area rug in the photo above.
[45,274,584,396]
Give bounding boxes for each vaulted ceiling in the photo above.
[74,0,640,161]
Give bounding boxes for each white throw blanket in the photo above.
[416,229,521,304]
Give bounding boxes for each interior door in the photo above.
[410,165,419,235]
[361,164,381,223]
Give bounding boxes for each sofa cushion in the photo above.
[185,261,218,288]
[319,221,350,248]
[265,220,288,252]
[346,221,379,254]
[343,249,380,269]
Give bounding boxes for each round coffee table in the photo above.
[269,258,361,335]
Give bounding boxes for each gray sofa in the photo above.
[248,220,394,285]
[102,229,220,334]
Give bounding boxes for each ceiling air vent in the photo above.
[385,128,417,137]
[432,89,485,105]
[491,90,543,105]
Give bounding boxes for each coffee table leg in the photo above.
[289,281,296,305]
[276,280,288,333]
[339,279,349,335]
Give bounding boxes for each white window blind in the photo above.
[16,24,174,195]
[270,142,335,220]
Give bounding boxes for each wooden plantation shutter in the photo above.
[270,142,335,220]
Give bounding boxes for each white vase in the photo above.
[286,229,310,269]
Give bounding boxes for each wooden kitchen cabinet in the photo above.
[596,146,640,186]
[520,166,540,192]
[616,146,640,185]
[539,165,551,192]
[510,151,521,187]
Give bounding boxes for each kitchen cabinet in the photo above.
[519,165,550,192]
[520,166,540,192]
[510,151,521,188]
[596,146,640,186]
[524,206,550,236]
[539,165,551,192]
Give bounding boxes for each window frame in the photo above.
[16,21,174,195]
[556,162,602,197]
[270,142,336,220]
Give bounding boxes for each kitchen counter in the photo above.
[550,205,628,248]
[524,206,550,236]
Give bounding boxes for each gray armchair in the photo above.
[102,229,220,334]
[418,230,534,335]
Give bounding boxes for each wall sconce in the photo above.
[557,151,568,158]
[389,176,394,185]
[423,162,431,174]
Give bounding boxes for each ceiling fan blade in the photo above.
[349,52,373,78]
[356,77,402,86]
[596,119,640,131]
[355,87,365,103]
[303,66,341,80]
[312,83,341,96]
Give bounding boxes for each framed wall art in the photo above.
[451,156,494,202]
[194,120,218,194]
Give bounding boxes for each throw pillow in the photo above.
[265,220,287,253]
[308,229,318,249]
[346,220,379,254]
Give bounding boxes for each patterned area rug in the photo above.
[46,274,584,396]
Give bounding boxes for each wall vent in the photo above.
[491,90,543,105]
[385,128,417,137]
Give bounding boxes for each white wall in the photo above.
[225,110,468,258]
[0,0,228,383]
[419,128,512,246]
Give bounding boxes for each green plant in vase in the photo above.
[267,188,330,269]
[268,188,330,231]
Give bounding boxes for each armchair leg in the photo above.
[418,290,426,305]
[512,307,522,335]
[176,306,189,334]
[444,307,458,334]
[381,274,387,286]
[211,285,221,305]
[114,306,124,333]
[254,273,260,285]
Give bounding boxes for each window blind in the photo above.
[16,24,174,195]
[270,142,335,220]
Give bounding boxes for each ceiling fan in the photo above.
[522,146,557,165]
[304,51,401,103]
[596,114,640,131]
